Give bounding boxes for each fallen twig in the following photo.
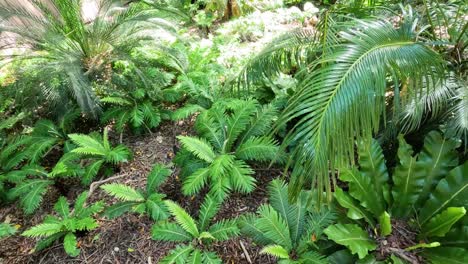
[239,240,252,264]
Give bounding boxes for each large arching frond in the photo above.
[278,14,446,201]
[0,0,176,114]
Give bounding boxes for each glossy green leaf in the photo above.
[419,162,468,225]
[391,136,426,218]
[423,247,468,264]
[378,211,391,237]
[421,207,466,238]
[324,224,376,259]
[339,168,384,218]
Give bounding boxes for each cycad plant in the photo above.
[238,6,453,200]
[175,99,280,200]
[0,222,17,239]
[151,195,239,263]
[53,128,132,184]
[101,163,171,221]
[240,179,335,263]
[5,165,54,214]
[324,131,467,262]
[0,0,175,114]
[22,191,104,257]
[101,88,162,135]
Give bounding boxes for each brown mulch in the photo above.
[0,120,279,264]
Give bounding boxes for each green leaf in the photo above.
[165,200,199,237]
[358,139,390,206]
[334,187,376,227]
[339,168,384,218]
[378,212,391,237]
[391,136,427,218]
[202,251,222,264]
[151,222,192,242]
[146,195,168,221]
[198,195,220,231]
[277,16,445,201]
[22,223,63,237]
[299,251,328,264]
[235,136,279,162]
[256,205,292,251]
[208,219,240,241]
[423,247,468,264]
[104,201,140,219]
[178,136,216,163]
[160,245,194,264]
[101,183,145,202]
[54,197,70,219]
[421,207,466,238]
[146,164,171,194]
[0,223,17,238]
[171,104,205,121]
[415,132,460,208]
[188,249,202,264]
[419,162,468,225]
[81,160,103,185]
[182,167,210,196]
[63,233,80,257]
[260,245,290,259]
[324,224,376,259]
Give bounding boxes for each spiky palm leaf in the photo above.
[22,191,103,256]
[0,0,176,114]
[277,12,446,200]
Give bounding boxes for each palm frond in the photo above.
[279,14,446,200]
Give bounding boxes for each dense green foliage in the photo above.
[102,163,171,220]
[241,179,335,263]
[175,99,280,200]
[325,132,467,262]
[0,0,466,262]
[22,192,104,256]
[152,195,239,263]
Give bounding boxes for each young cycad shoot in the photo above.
[151,195,239,263]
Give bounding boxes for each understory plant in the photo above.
[152,195,239,263]
[52,128,132,185]
[175,99,280,200]
[0,222,17,239]
[241,179,336,263]
[324,131,468,263]
[101,88,162,135]
[101,164,171,221]
[22,191,104,257]
[0,0,176,114]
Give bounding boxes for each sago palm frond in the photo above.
[0,0,176,114]
[278,13,446,201]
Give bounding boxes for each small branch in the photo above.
[239,240,252,264]
[87,173,129,199]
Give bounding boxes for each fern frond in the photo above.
[260,245,290,259]
[22,223,63,237]
[151,222,192,242]
[279,14,445,200]
[182,167,211,196]
[228,160,256,194]
[198,195,221,231]
[165,200,199,237]
[10,179,53,214]
[208,219,240,241]
[101,183,145,202]
[178,136,216,163]
[63,233,80,257]
[256,205,293,251]
[235,136,279,162]
[146,163,171,194]
[160,245,194,264]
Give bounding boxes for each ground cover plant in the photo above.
[0,0,466,263]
